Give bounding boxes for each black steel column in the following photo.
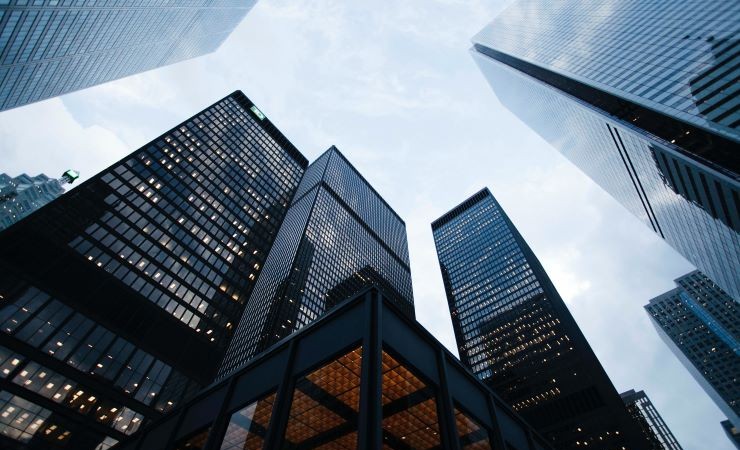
[202,376,239,450]
[486,396,508,450]
[436,350,462,450]
[358,291,382,450]
[262,340,298,449]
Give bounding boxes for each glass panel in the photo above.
[282,346,362,449]
[455,407,492,450]
[220,391,276,450]
[0,345,23,377]
[0,391,71,444]
[174,427,210,450]
[381,350,441,449]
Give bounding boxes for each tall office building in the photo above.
[0,91,307,449]
[432,188,647,450]
[218,146,414,378]
[0,169,78,231]
[0,1,255,111]
[471,0,740,299]
[620,389,683,450]
[645,270,740,442]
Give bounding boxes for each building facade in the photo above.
[112,288,552,450]
[620,389,683,450]
[0,170,78,231]
[472,0,740,300]
[218,146,414,378]
[432,188,647,450]
[0,91,307,449]
[645,271,740,437]
[0,1,255,111]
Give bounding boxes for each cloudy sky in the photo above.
[0,1,730,449]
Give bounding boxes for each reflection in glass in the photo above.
[381,350,441,449]
[220,391,276,450]
[282,347,362,449]
[455,407,492,450]
[174,427,210,450]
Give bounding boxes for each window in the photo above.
[219,391,276,450]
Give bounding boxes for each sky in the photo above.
[0,1,732,449]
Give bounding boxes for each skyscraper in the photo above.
[620,389,683,450]
[0,169,78,231]
[0,1,255,111]
[471,0,740,300]
[218,146,414,378]
[432,188,647,450]
[645,270,740,442]
[0,91,307,449]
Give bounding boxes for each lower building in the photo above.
[0,170,78,231]
[620,389,683,450]
[112,287,551,450]
[721,420,740,450]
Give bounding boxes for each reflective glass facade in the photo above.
[620,389,683,450]
[0,172,72,231]
[0,0,255,111]
[472,0,740,300]
[219,147,414,378]
[645,270,740,429]
[432,188,648,450]
[112,288,550,450]
[0,91,307,449]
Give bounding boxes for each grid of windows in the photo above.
[620,389,684,450]
[471,45,740,301]
[645,270,740,427]
[432,188,647,449]
[0,1,256,110]
[0,91,308,449]
[219,147,413,378]
[474,0,740,141]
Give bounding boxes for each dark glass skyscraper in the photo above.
[432,188,647,450]
[472,0,740,300]
[218,146,414,378]
[0,91,307,449]
[620,389,683,450]
[0,1,255,111]
[645,270,740,441]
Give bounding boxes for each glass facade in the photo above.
[620,389,683,450]
[0,91,308,449]
[0,172,75,231]
[472,0,740,301]
[432,188,648,450]
[218,146,414,378]
[645,270,740,429]
[111,288,549,450]
[0,0,256,111]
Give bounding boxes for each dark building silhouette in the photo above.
[0,2,256,111]
[0,91,307,449]
[620,389,683,450]
[218,147,414,378]
[432,188,648,450]
[645,270,740,445]
[110,288,552,450]
[472,0,739,300]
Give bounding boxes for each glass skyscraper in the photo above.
[218,146,414,378]
[620,389,683,450]
[432,188,647,450]
[471,0,740,300]
[0,91,307,449]
[0,1,255,111]
[0,169,78,231]
[645,270,740,442]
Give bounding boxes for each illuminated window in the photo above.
[454,406,492,450]
[282,346,362,449]
[220,391,276,450]
[381,350,441,449]
[174,427,210,450]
